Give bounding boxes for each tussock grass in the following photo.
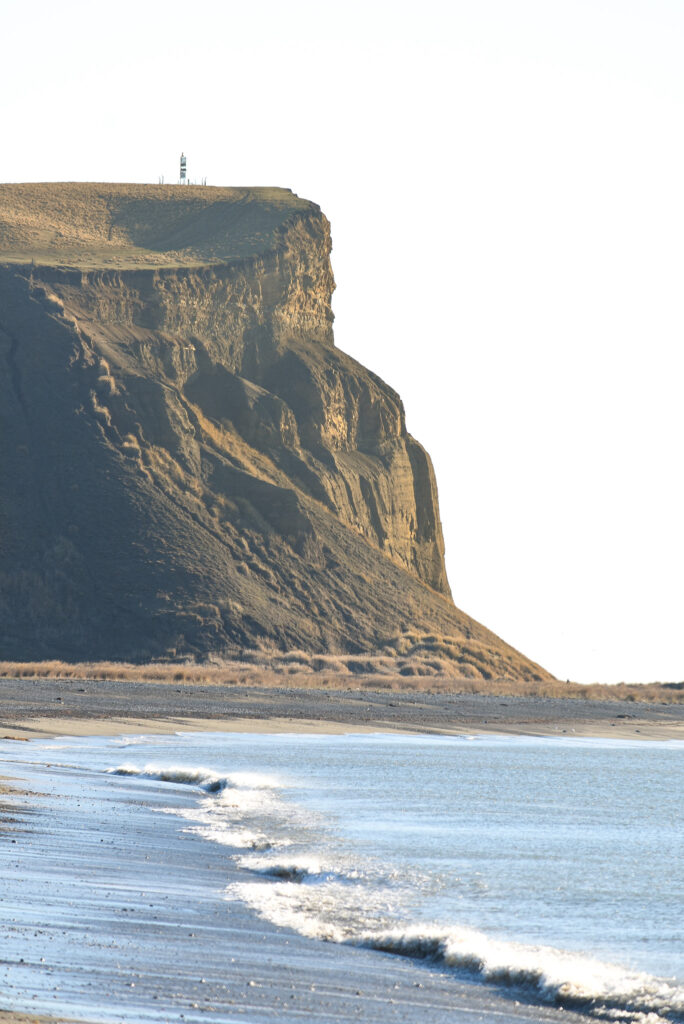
[0,643,682,704]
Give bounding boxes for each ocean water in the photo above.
[2,729,683,1022]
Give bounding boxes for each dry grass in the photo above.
[0,182,313,269]
[0,647,682,704]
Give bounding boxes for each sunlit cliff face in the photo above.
[0,184,548,682]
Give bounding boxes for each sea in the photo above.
[1,728,682,1023]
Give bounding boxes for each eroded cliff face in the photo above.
[14,203,449,598]
[0,184,549,681]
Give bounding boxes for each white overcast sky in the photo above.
[3,0,683,683]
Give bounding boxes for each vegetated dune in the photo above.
[0,655,682,703]
[0,183,550,684]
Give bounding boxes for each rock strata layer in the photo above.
[0,184,550,681]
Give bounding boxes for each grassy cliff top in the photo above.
[0,182,317,270]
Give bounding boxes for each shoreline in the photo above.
[1,697,681,1024]
[1,675,683,742]
[0,733,608,1024]
[3,713,684,742]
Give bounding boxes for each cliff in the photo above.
[0,183,550,682]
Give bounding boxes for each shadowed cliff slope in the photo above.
[0,183,551,682]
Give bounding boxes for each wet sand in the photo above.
[0,742,604,1024]
[0,776,27,832]
[1,678,682,1024]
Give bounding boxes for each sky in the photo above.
[3,0,683,683]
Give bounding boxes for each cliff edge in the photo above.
[0,183,550,682]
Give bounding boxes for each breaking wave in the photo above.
[237,852,366,884]
[107,754,684,1024]
[106,763,283,794]
[229,880,684,1022]
[362,925,684,1022]
[106,761,294,849]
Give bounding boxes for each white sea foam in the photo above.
[155,800,278,849]
[226,877,400,945]
[108,750,684,1024]
[109,762,292,851]
[228,880,684,1022]
[237,852,327,881]
[226,880,349,942]
[236,851,370,885]
[362,925,684,1018]
[107,763,284,794]
[216,785,281,814]
[191,825,272,850]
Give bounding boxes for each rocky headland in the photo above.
[0,183,549,683]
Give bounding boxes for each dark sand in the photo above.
[1,675,683,741]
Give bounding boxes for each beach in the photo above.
[0,737,604,1024]
[1,679,683,1024]
[2,674,683,742]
